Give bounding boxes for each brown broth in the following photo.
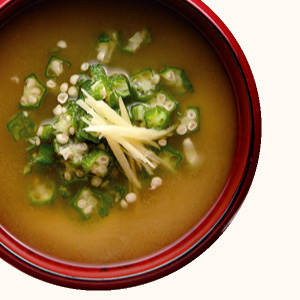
[0,0,238,264]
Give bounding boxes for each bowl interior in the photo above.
[0,0,260,290]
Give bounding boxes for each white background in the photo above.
[1,0,299,299]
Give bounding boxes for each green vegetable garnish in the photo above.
[7,27,200,220]
[45,56,71,78]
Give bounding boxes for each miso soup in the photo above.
[0,0,238,264]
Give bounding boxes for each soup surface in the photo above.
[0,0,237,264]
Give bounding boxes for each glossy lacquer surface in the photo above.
[0,0,261,290]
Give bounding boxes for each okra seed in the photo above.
[57,40,67,49]
[56,133,69,145]
[150,176,162,190]
[120,199,128,209]
[84,206,93,215]
[156,93,166,104]
[98,164,108,175]
[97,155,109,165]
[46,79,56,88]
[51,60,63,74]
[78,143,88,151]
[91,176,102,187]
[187,109,197,120]
[125,192,137,203]
[176,124,188,135]
[97,50,106,62]
[28,95,38,104]
[69,127,75,135]
[77,199,88,209]
[68,86,78,98]
[35,136,41,146]
[36,126,43,136]
[64,171,72,181]
[165,100,174,111]
[57,92,68,104]
[91,163,107,176]
[80,62,89,71]
[91,164,99,175]
[20,96,28,105]
[53,104,63,116]
[75,169,85,178]
[181,117,189,126]
[166,70,176,82]
[82,190,90,198]
[11,76,19,84]
[152,74,160,84]
[26,78,36,88]
[70,74,80,85]
[60,82,68,93]
[23,111,29,117]
[188,120,198,131]
[158,139,167,147]
[28,138,35,145]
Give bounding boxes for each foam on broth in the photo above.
[0,0,237,264]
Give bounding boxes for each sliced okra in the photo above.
[35,144,53,166]
[109,75,130,98]
[131,103,150,124]
[90,76,118,107]
[54,108,78,135]
[96,32,118,64]
[119,28,152,54]
[130,68,159,101]
[88,63,106,81]
[45,56,71,78]
[7,111,35,142]
[76,117,99,144]
[177,106,200,135]
[19,74,47,109]
[82,149,113,178]
[53,139,89,166]
[55,160,88,185]
[58,185,72,199]
[37,124,55,142]
[185,106,200,133]
[158,146,182,169]
[90,77,107,100]
[160,66,193,95]
[144,105,170,130]
[71,187,99,220]
[27,178,56,205]
[150,90,178,112]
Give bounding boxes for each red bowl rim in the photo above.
[0,0,261,290]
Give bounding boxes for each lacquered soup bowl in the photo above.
[0,0,261,290]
